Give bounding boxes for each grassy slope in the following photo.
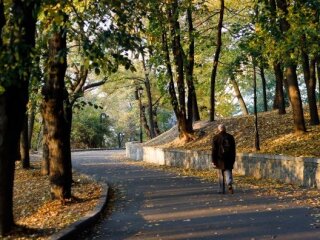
[144,108,320,157]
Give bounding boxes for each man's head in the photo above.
[218,124,226,133]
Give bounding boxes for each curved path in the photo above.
[72,150,320,240]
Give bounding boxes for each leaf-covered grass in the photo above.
[4,161,102,240]
[147,108,320,157]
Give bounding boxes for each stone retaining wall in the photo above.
[125,142,320,189]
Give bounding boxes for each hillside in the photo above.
[144,108,320,157]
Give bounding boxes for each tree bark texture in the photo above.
[42,26,72,200]
[210,0,224,121]
[286,66,306,132]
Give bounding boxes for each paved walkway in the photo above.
[72,150,320,240]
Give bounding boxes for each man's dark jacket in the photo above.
[211,131,236,170]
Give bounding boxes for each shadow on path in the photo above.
[72,150,320,240]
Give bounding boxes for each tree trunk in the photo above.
[272,62,286,114]
[41,119,49,175]
[260,65,268,112]
[153,105,161,136]
[20,114,30,168]
[42,20,72,200]
[276,0,306,133]
[285,66,306,132]
[230,76,249,115]
[301,45,319,125]
[64,101,73,192]
[317,59,320,106]
[0,0,37,235]
[28,100,36,148]
[253,62,260,150]
[0,88,27,236]
[186,3,200,123]
[210,0,224,121]
[309,57,319,124]
[141,105,151,139]
[167,0,193,140]
[162,32,180,119]
[141,50,155,139]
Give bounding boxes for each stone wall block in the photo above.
[125,142,320,189]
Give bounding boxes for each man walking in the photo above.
[211,124,236,194]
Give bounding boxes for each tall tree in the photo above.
[209,0,224,121]
[166,0,193,140]
[140,48,156,138]
[301,39,319,125]
[276,0,306,133]
[185,1,200,123]
[41,8,72,200]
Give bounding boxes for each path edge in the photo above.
[49,180,109,240]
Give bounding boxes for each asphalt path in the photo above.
[72,150,320,240]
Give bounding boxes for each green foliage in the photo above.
[71,105,113,148]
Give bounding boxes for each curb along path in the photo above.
[71,150,320,240]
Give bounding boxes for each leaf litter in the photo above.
[4,161,102,240]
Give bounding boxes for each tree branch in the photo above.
[83,77,108,92]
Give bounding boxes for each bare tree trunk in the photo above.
[186,2,200,123]
[20,114,30,168]
[276,0,306,133]
[210,0,224,121]
[141,105,151,139]
[269,0,286,114]
[286,66,306,132]
[0,0,37,235]
[162,32,179,119]
[272,62,286,114]
[153,105,161,136]
[167,0,193,140]
[230,76,249,115]
[301,45,319,125]
[310,57,319,124]
[42,18,72,200]
[317,59,320,106]
[260,65,268,112]
[253,61,260,150]
[41,119,49,175]
[0,88,27,236]
[28,101,36,148]
[141,50,155,138]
